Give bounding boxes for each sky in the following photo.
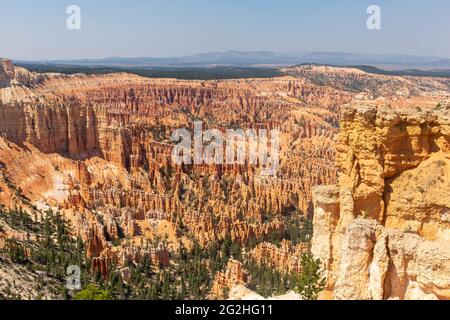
[0,0,449,60]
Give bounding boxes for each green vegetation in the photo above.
[245,262,290,297]
[0,206,38,233]
[0,201,316,300]
[0,206,89,298]
[16,64,283,80]
[292,252,326,300]
[73,285,113,300]
[5,238,29,264]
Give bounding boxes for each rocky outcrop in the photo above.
[247,240,307,274]
[0,59,48,96]
[210,259,248,299]
[312,104,450,300]
[228,284,301,300]
[0,59,14,88]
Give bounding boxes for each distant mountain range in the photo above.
[14,50,450,70]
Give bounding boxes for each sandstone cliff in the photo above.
[312,104,450,300]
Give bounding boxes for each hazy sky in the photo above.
[1,0,449,60]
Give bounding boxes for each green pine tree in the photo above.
[293,252,326,300]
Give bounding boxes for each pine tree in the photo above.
[293,252,326,300]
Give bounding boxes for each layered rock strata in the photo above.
[312,104,450,300]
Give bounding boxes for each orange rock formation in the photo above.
[312,104,450,300]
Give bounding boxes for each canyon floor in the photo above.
[0,58,449,300]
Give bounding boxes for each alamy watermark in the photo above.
[64,5,381,32]
[171,122,280,176]
[64,5,381,33]
[367,5,381,30]
[66,265,82,290]
[66,5,81,30]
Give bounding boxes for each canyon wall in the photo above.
[312,104,450,300]
[0,60,345,276]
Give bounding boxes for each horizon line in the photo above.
[10,49,450,63]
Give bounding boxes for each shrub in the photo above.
[73,285,114,300]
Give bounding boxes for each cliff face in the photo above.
[0,100,99,156]
[312,104,450,300]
